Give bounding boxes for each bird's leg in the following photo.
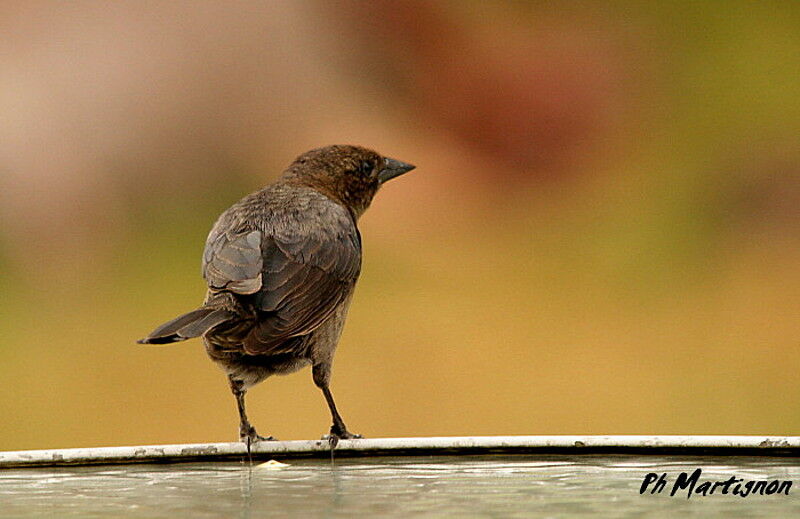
[228,376,275,447]
[312,363,361,446]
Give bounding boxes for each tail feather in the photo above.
[138,307,234,344]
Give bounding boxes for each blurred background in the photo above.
[1,0,798,451]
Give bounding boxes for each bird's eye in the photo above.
[359,161,374,176]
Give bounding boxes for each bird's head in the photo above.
[282,145,415,217]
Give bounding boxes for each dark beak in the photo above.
[378,157,416,183]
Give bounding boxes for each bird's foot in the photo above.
[241,428,277,462]
[240,425,277,445]
[322,427,362,448]
[242,434,277,443]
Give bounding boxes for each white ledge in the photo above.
[1,435,798,468]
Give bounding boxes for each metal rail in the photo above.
[1,436,798,468]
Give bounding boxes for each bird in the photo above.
[138,145,415,448]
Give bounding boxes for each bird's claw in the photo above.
[322,429,362,448]
[251,434,277,442]
[241,434,277,444]
[242,432,276,462]
[240,425,277,445]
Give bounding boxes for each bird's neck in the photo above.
[281,176,373,220]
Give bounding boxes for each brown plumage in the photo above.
[139,145,415,446]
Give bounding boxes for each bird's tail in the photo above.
[138,307,235,345]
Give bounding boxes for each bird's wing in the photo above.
[203,229,264,295]
[202,200,361,355]
[247,222,361,354]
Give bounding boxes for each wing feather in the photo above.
[203,229,263,294]
[201,189,361,356]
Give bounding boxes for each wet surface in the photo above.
[0,455,798,517]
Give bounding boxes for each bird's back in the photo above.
[201,181,362,357]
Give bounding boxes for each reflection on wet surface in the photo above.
[1,456,798,517]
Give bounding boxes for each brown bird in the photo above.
[138,145,415,446]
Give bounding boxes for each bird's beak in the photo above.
[378,157,416,183]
